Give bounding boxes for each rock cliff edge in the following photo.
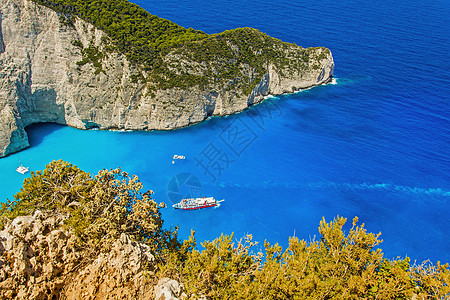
[0,211,161,299]
[0,0,334,157]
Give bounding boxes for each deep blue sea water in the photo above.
[1,0,449,263]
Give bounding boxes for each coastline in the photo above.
[1,76,335,159]
[90,75,335,133]
[0,0,334,158]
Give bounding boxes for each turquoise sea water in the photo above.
[1,0,449,263]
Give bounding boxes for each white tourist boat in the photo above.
[173,155,186,159]
[172,197,224,210]
[16,165,29,174]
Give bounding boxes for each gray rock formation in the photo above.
[155,278,185,300]
[0,0,334,157]
[154,278,208,300]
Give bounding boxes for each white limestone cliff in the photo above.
[0,0,334,157]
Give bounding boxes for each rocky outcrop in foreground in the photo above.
[0,210,165,299]
[0,0,334,157]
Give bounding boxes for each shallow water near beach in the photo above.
[1,0,449,263]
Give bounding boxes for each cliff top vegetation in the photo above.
[0,161,449,299]
[30,0,330,91]
[31,0,208,69]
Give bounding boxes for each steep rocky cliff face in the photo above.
[0,0,334,157]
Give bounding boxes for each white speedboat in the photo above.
[16,165,29,174]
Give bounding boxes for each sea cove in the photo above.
[1,0,450,267]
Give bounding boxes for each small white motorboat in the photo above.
[16,165,29,174]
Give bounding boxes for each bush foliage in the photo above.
[2,161,448,298]
[31,0,207,69]
[160,217,450,299]
[0,160,178,256]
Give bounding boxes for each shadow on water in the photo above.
[25,123,65,147]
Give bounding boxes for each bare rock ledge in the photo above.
[0,211,157,299]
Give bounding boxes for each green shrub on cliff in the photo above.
[0,160,178,256]
[160,217,450,299]
[30,0,208,69]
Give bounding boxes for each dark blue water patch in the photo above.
[25,123,65,147]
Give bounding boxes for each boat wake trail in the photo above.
[217,180,450,200]
[303,182,450,198]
